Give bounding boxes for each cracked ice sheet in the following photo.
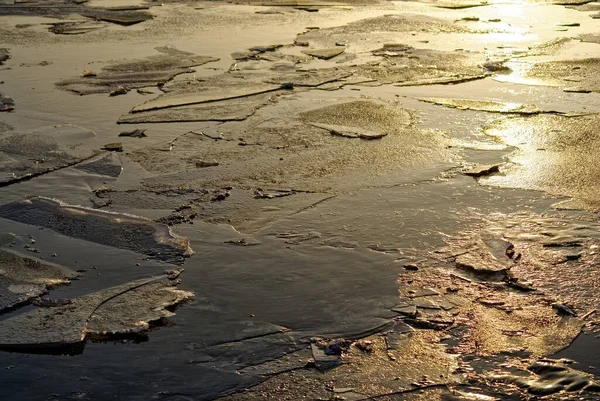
[0,152,125,212]
[218,331,455,400]
[134,98,456,196]
[292,16,492,85]
[92,185,334,234]
[227,198,600,401]
[296,14,474,51]
[259,175,558,257]
[56,47,218,95]
[394,266,583,356]
[172,221,402,338]
[0,196,193,263]
[427,210,600,325]
[379,299,592,400]
[293,12,516,53]
[0,274,192,355]
[417,97,548,114]
[129,75,283,113]
[0,124,97,186]
[367,47,489,86]
[0,247,78,313]
[118,91,277,124]
[484,212,600,314]
[0,0,152,23]
[117,68,354,124]
[0,222,407,400]
[119,15,495,126]
[117,72,290,125]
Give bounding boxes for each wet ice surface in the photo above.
[0,273,192,355]
[57,47,218,95]
[0,124,97,185]
[0,196,193,263]
[0,247,78,313]
[1,0,600,400]
[480,113,600,209]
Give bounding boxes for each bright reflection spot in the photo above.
[493,60,545,86]
[493,3,527,19]
[454,391,502,401]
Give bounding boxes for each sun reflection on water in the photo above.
[492,60,546,86]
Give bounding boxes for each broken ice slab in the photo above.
[442,231,516,274]
[463,164,501,178]
[238,348,312,376]
[300,100,412,130]
[120,66,360,124]
[118,93,275,124]
[0,124,97,185]
[309,122,387,139]
[120,71,289,123]
[434,1,488,9]
[48,20,106,35]
[130,83,282,113]
[391,304,417,317]
[265,68,353,87]
[79,9,152,26]
[563,87,592,94]
[0,92,15,111]
[0,48,9,65]
[86,275,192,339]
[295,16,490,86]
[384,323,414,351]
[310,343,342,371]
[254,189,297,199]
[0,274,193,355]
[118,129,147,138]
[56,47,218,95]
[454,235,514,273]
[0,248,78,313]
[0,197,193,263]
[103,142,123,152]
[417,97,544,114]
[74,152,122,178]
[301,47,345,60]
